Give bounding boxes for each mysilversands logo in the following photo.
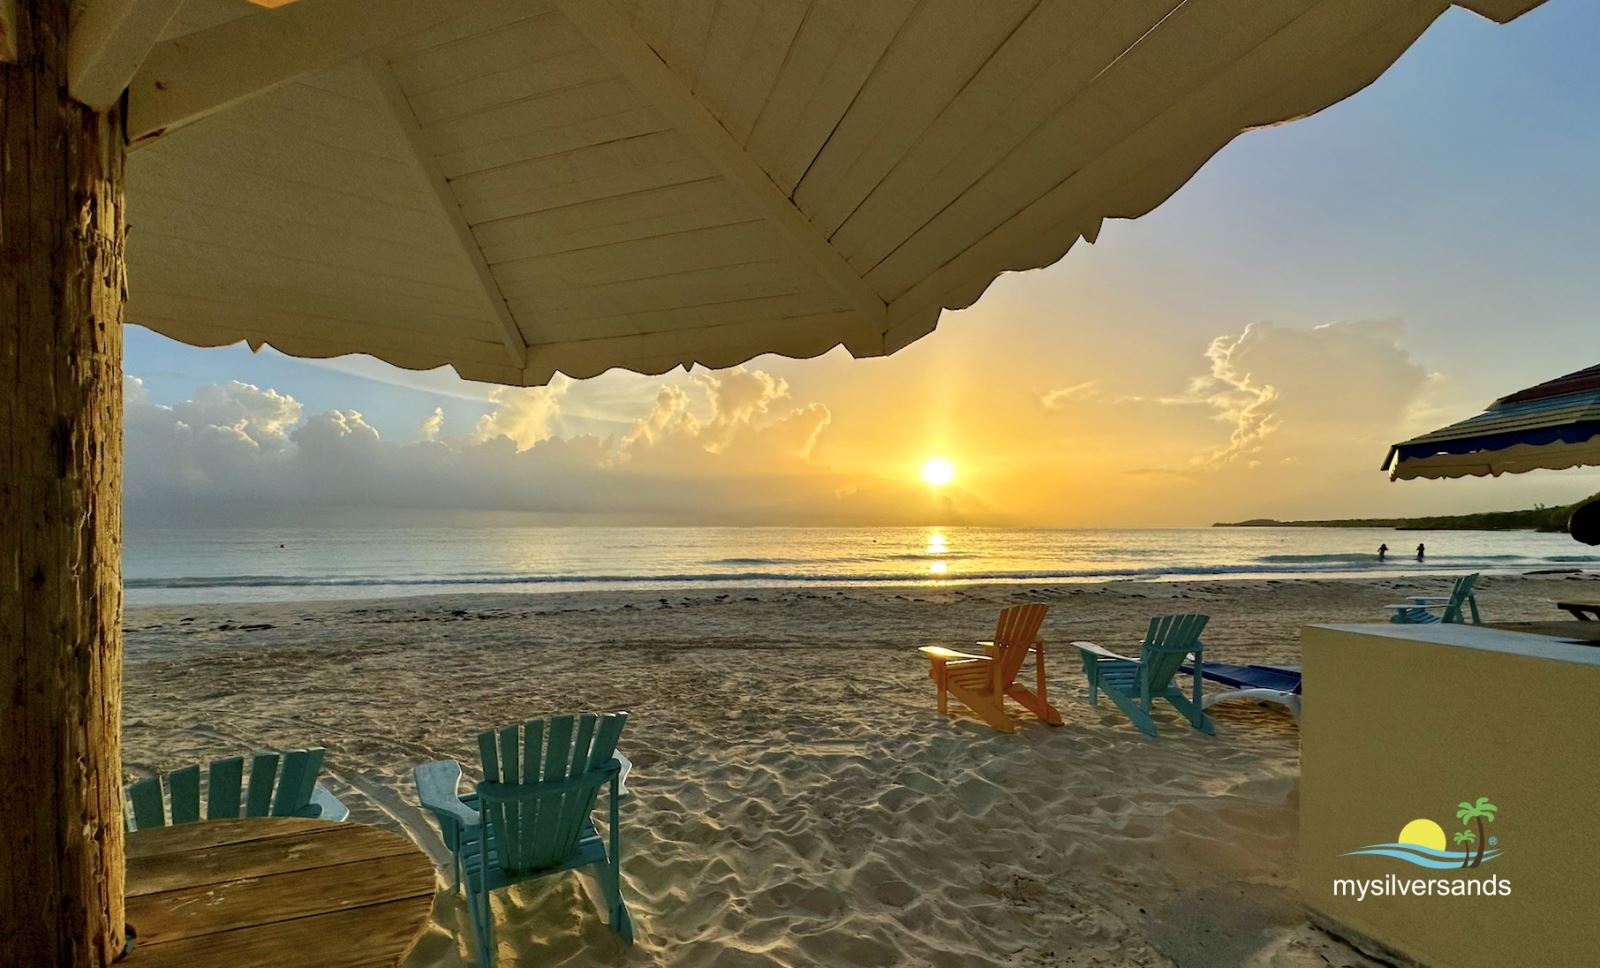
[1333,796,1511,902]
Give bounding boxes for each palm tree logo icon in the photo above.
[1452,830,1476,869]
[1455,797,1498,869]
[1344,795,1503,869]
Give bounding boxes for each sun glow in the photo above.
[921,457,956,487]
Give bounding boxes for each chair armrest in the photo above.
[918,645,990,663]
[1072,641,1138,662]
[976,638,1046,654]
[1385,602,1448,611]
[310,785,349,823]
[613,752,633,799]
[414,759,479,829]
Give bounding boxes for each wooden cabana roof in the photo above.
[122,0,1545,387]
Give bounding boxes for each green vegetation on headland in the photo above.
[1213,493,1599,533]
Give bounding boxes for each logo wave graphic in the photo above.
[1343,843,1504,870]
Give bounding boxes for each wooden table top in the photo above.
[124,818,436,968]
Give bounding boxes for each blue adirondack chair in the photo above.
[1073,614,1214,737]
[415,712,633,967]
[124,747,348,831]
[1386,573,1481,624]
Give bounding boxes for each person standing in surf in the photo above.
[1416,542,1426,562]
[1378,543,1388,562]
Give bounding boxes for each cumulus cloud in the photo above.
[124,367,943,527]
[617,368,828,465]
[1188,319,1427,466]
[418,407,445,442]
[141,379,304,453]
[471,377,569,450]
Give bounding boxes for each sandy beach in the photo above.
[121,573,1594,967]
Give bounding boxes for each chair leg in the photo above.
[597,860,634,944]
[467,880,494,968]
[601,778,634,945]
[948,684,1014,733]
[1007,686,1063,726]
[1166,693,1216,736]
[1083,658,1101,706]
[936,665,948,715]
[1035,650,1049,710]
[462,835,495,967]
[1103,689,1159,737]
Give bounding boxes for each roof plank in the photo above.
[792,0,1041,239]
[490,221,787,295]
[878,0,1429,336]
[450,130,711,222]
[549,0,886,334]
[367,56,529,363]
[128,0,476,145]
[744,0,917,195]
[829,0,1166,275]
[472,178,747,265]
[692,0,809,146]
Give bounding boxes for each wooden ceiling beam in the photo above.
[364,55,528,370]
[548,0,888,347]
[126,0,475,146]
[68,0,185,108]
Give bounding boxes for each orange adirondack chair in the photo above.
[918,603,1063,732]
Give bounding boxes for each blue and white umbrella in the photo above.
[1383,365,1600,482]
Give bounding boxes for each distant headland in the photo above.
[1213,494,1597,532]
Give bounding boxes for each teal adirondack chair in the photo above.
[1073,614,1214,737]
[1386,573,1481,624]
[124,747,348,831]
[415,712,633,967]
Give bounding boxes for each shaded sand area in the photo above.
[123,574,1594,967]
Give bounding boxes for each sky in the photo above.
[124,2,1600,529]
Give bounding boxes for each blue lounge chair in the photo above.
[1181,662,1302,721]
[124,747,348,831]
[415,712,633,967]
[1073,614,1214,737]
[1386,573,1481,624]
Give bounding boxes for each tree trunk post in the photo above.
[1,0,129,964]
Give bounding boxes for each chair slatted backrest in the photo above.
[476,712,628,877]
[993,603,1050,689]
[1443,573,1479,623]
[126,747,327,830]
[1140,614,1209,690]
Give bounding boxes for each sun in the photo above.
[921,457,956,487]
[1397,818,1446,852]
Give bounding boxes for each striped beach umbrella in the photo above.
[1383,364,1600,481]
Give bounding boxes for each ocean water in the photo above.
[122,526,1595,605]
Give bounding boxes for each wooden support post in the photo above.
[1,0,129,965]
